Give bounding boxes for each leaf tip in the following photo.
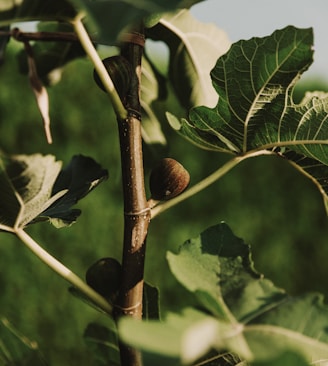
[166,111,181,131]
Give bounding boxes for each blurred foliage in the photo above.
[0,40,327,364]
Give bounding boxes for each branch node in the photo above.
[124,208,151,216]
[115,301,142,315]
[127,108,142,121]
[120,32,145,47]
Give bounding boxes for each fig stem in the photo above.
[15,228,112,314]
[72,13,128,120]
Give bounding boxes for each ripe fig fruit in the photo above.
[93,55,132,101]
[149,158,190,201]
[86,257,121,301]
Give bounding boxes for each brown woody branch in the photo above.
[114,28,149,366]
[0,28,81,43]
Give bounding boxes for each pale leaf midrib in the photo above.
[245,324,328,351]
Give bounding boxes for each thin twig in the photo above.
[10,28,80,43]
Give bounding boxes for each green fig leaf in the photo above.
[148,9,231,109]
[175,223,328,363]
[172,26,315,153]
[36,154,108,228]
[170,26,328,213]
[70,0,206,45]
[0,153,108,231]
[252,351,309,366]
[119,307,251,365]
[0,0,76,23]
[0,0,204,46]
[119,223,328,364]
[0,153,63,231]
[166,225,238,321]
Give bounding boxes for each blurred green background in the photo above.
[0,41,328,365]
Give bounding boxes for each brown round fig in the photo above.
[149,158,190,201]
[93,55,132,101]
[86,257,121,301]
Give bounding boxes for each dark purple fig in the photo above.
[93,55,132,101]
[149,158,190,201]
[86,257,121,301]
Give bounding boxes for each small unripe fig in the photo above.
[86,257,121,301]
[93,55,132,101]
[149,158,190,201]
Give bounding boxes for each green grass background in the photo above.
[0,43,328,364]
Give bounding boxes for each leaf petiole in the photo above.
[72,13,127,120]
[151,150,274,218]
[15,228,112,314]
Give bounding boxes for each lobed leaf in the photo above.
[119,223,328,364]
[147,9,231,109]
[119,307,251,365]
[174,26,314,153]
[166,224,238,321]
[70,0,206,44]
[0,0,205,46]
[170,26,328,212]
[37,154,108,228]
[0,153,108,231]
[0,153,63,231]
[282,150,328,213]
[185,223,328,363]
[0,0,76,24]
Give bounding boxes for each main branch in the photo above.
[115,27,150,366]
[73,15,148,365]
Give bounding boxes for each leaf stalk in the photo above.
[15,228,112,314]
[72,14,127,120]
[151,150,274,218]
